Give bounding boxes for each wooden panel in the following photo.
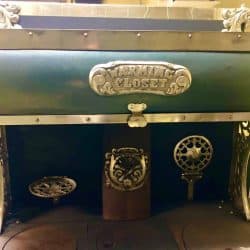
[103,125,151,220]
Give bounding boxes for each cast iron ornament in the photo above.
[29,176,76,204]
[174,135,213,201]
[105,147,149,192]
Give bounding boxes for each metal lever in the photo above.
[182,174,202,201]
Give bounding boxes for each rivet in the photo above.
[86,117,91,122]
[36,118,40,123]
[237,34,242,39]
[15,220,21,224]
[229,211,234,215]
[218,205,222,209]
[83,32,88,37]
[137,32,141,37]
[188,33,192,39]
[28,31,33,36]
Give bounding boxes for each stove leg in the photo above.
[229,122,250,220]
[0,126,11,233]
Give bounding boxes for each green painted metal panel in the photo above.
[0,50,249,115]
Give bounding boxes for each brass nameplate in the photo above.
[89,61,192,96]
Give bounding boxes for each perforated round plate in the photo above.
[174,135,213,172]
[29,176,76,199]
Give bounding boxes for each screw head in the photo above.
[83,32,88,37]
[188,33,192,39]
[137,33,141,37]
[28,31,33,36]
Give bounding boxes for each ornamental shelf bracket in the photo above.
[222,4,250,32]
[0,1,22,29]
[127,103,147,128]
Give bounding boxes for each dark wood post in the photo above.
[103,125,150,220]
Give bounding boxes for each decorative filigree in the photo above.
[174,135,213,200]
[0,2,21,29]
[29,176,76,204]
[104,148,149,192]
[89,61,192,96]
[229,121,250,220]
[222,5,250,32]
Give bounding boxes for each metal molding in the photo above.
[0,30,250,51]
[0,112,249,125]
[10,1,221,20]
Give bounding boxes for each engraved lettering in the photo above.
[149,79,158,88]
[123,78,131,88]
[154,67,165,78]
[141,79,149,88]
[89,61,192,96]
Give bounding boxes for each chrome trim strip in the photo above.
[0,30,250,51]
[11,1,221,20]
[0,113,249,125]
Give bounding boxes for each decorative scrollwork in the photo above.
[222,4,250,32]
[229,121,250,220]
[0,2,22,29]
[89,61,192,96]
[29,176,76,204]
[174,135,213,200]
[104,148,149,192]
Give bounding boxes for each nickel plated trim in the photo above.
[11,1,221,20]
[0,30,250,51]
[0,112,249,125]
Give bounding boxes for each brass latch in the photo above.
[127,103,147,128]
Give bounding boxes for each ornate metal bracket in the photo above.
[29,176,77,204]
[229,121,250,220]
[174,135,213,201]
[127,103,147,128]
[89,61,192,96]
[222,4,250,32]
[0,126,11,234]
[104,148,149,192]
[0,2,22,29]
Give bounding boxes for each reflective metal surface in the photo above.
[104,148,149,191]
[174,135,213,201]
[0,113,248,125]
[0,126,10,233]
[0,2,21,29]
[229,121,250,220]
[127,103,147,128]
[89,61,191,96]
[11,1,220,20]
[0,30,250,51]
[222,5,250,32]
[29,176,76,204]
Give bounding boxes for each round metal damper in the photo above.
[174,135,213,173]
[29,176,76,204]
